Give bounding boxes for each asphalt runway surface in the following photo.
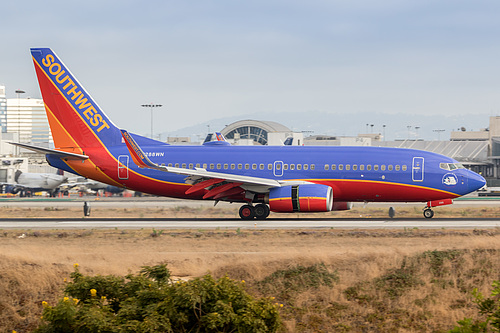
[0,217,499,229]
[1,196,499,229]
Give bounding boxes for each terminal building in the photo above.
[218,118,497,186]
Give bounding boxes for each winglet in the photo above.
[120,129,159,169]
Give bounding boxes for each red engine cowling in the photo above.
[267,184,333,213]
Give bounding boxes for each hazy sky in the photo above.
[2,0,500,137]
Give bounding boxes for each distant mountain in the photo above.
[160,111,492,142]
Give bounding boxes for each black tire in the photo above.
[254,204,270,220]
[423,208,434,219]
[239,205,255,220]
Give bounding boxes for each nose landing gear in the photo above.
[239,203,270,220]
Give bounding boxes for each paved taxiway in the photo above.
[1,196,499,229]
[0,218,499,229]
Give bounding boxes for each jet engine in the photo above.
[267,184,334,212]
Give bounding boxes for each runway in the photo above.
[0,217,499,229]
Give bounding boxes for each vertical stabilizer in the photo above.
[30,48,121,151]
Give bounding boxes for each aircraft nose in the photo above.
[468,171,486,192]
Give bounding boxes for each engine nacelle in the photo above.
[267,184,333,213]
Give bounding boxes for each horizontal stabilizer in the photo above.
[8,142,89,160]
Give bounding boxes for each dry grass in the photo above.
[1,228,500,332]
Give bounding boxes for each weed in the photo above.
[150,228,164,238]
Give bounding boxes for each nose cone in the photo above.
[468,171,486,192]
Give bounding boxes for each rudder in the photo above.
[30,48,121,150]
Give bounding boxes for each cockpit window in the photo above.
[440,163,466,171]
[440,163,449,170]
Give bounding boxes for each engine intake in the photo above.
[267,184,333,213]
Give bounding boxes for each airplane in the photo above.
[1,170,67,197]
[17,47,486,219]
[68,178,126,196]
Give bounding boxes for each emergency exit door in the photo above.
[118,155,129,180]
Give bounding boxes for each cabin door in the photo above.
[412,157,424,182]
[118,155,129,180]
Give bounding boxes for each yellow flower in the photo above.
[101,296,106,300]
[241,280,245,283]
[63,297,69,302]
[73,298,79,305]
[42,301,48,307]
[280,304,284,307]
[73,263,79,268]
[64,278,67,282]
[90,289,97,297]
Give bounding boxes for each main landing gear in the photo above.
[423,208,434,219]
[239,204,270,220]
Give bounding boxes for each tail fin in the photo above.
[30,48,121,151]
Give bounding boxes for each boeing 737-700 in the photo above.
[13,48,486,219]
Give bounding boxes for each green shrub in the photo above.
[449,280,500,332]
[36,264,280,333]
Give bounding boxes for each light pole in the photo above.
[433,129,445,141]
[141,104,162,139]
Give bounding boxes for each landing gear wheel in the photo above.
[423,208,434,219]
[239,204,255,220]
[254,204,270,220]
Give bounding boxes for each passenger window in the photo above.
[276,163,281,170]
[310,164,315,170]
[381,165,386,171]
[297,164,302,170]
[168,163,172,167]
[182,163,187,168]
[338,164,343,171]
[217,163,221,169]
[345,164,350,171]
[203,163,207,169]
[324,164,330,170]
[304,164,308,170]
[238,164,242,169]
[268,164,273,170]
[284,164,289,170]
[360,165,364,171]
[374,165,379,171]
[252,164,257,170]
[260,164,264,170]
[353,165,358,171]
[224,163,228,169]
[231,164,235,170]
[245,164,249,170]
[332,164,336,171]
[290,164,295,170]
[189,163,193,169]
[196,163,200,168]
[395,165,400,171]
[175,163,179,168]
[367,165,372,171]
[402,165,407,171]
[388,165,393,171]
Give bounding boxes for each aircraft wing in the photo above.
[8,142,89,160]
[120,129,282,190]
